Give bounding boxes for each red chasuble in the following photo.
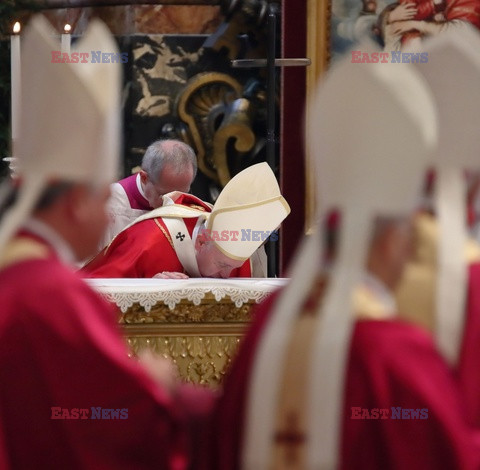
[0,234,213,469]
[204,290,480,470]
[83,193,252,278]
[457,262,480,427]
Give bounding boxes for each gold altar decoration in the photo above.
[177,72,256,187]
[122,294,251,386]
[88,278,287,387]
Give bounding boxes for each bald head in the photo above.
[141,140,197,183]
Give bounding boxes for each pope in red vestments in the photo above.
[83,192,253,278]
[83,164,290,279]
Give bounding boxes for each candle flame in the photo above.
[64,24,71,33]
[13,22,21,34]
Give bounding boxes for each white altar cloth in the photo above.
[86,278,289,312]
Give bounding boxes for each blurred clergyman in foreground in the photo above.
[393,26,480,430]
[203,34,480,470]
[83,162,290,279]
[0,15,211,469]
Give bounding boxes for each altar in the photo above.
[87,278,287,387]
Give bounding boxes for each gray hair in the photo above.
[141,139,198,183]
[35,181,76,211]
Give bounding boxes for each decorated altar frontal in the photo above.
[87,278,288,387]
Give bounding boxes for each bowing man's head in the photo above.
[32,181,113,261]
[194,162,291,278]
[194,230,245,278]
[140,139,197,209]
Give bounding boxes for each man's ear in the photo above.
[195,229,208,247]
[139,170,148,184]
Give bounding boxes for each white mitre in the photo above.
[242,47,438,469]
[407,27,480,365]
[0,15,121,251]
[206,162,290,260]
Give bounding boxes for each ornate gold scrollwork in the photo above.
[176,72,256,187]
[177,72,243,184]
[121,295,255,386]
[213,97,256,186]
[121,296,253,324]
[126,335,244,386]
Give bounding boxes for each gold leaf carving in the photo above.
[126,334,246,386]
[121,296,254,324]
[120,293,255,386]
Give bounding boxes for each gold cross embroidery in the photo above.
[274,412,306,465]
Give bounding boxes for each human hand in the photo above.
[388,3,417,23]
[153,271,189,279]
